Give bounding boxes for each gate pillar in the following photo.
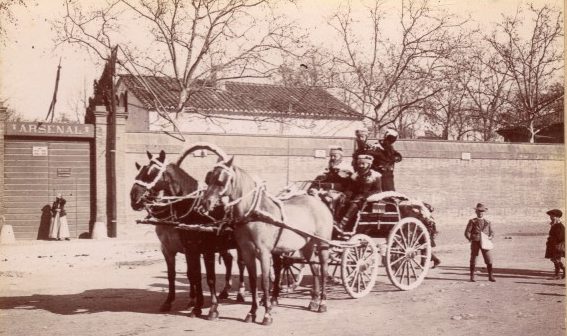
[114,107,128,236]
[93,105,109,238]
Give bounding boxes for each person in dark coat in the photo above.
[336,154,382,235]
[48,193,70,240]
[370,129,402,191]
[545,209,565,280]
[464,203,495,282]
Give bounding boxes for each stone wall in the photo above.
[120,131,565,237]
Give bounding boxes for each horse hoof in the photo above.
[262,316,273,326]
[244,313,256,323]
[308,302,319,312]
[190,308,202,318]
[270,298,279,306]
[207,311,219,321]
[318,304,327,313]
[236,293,246,303]
[218,290,229,300]
[159,303,172,312]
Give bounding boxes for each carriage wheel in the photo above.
[340,234,380,299]
[327,245,343,283]
[385,217,432,291]
[279,259,305,293]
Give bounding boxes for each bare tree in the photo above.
[422,67,473,140]
[54,0,304,115]
[455,45,511,141]
[486,3,564,143]
[326,0,469,137]
[0,0,29,43]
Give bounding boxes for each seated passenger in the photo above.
[336,154,383,234]
[308,146,353,218]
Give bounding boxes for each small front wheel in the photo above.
[341,234,380,298]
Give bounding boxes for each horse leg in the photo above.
[259,251,273,326]
[185,253,196,309]
[160,248,176,312]
[204,251,220,321]
[236,248,246,303]
[241,249,257,323]
[218,250,233,300]
[270,253,282,306]
[187,250,203,318]
[317,244,330,313]
[303,244,320,312]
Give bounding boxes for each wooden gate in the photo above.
[4,122,94,240]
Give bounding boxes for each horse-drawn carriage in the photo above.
[276,182,432,298]
[131,143,433,325]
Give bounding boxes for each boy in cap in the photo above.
[352,129,373,166]
[545,209,565,279]
[336,154,382,235]
[464,203,495,282]
[371,128,402,191]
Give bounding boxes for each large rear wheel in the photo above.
[385,217,432,290]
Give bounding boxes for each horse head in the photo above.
[130,150,169,211]
[202,157,235,213]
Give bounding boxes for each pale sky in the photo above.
[0,0,562,121]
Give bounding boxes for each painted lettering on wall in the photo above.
[6,122,95,138]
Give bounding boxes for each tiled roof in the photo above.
[117,75,362,120]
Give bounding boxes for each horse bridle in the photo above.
[134,159,202,221]
[209,162,265,219]
[134,158,167,190]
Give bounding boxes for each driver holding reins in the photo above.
[336,154,383,235]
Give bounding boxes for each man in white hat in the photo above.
[336,153,382,235]
[371,128,402,191]
[309,146,353,218]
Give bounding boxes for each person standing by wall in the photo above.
[49,193,70,241]
[371,129,402,191]
[464,203,495,282]
[545,209,565,280]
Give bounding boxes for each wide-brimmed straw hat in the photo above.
[546,209,563,218]
[474,203,488,212]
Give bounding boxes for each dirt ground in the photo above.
[0,222,565,336]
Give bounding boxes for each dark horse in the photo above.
[200,153,333,325]
[130,149,244,319]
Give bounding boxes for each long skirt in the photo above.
[48,213,70,239]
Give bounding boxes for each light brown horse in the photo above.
[200,155,333,325]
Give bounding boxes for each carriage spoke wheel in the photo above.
[340,234,380,298]
[279,260,305,293]
[327,246,343,284]
[386,217,432,291]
